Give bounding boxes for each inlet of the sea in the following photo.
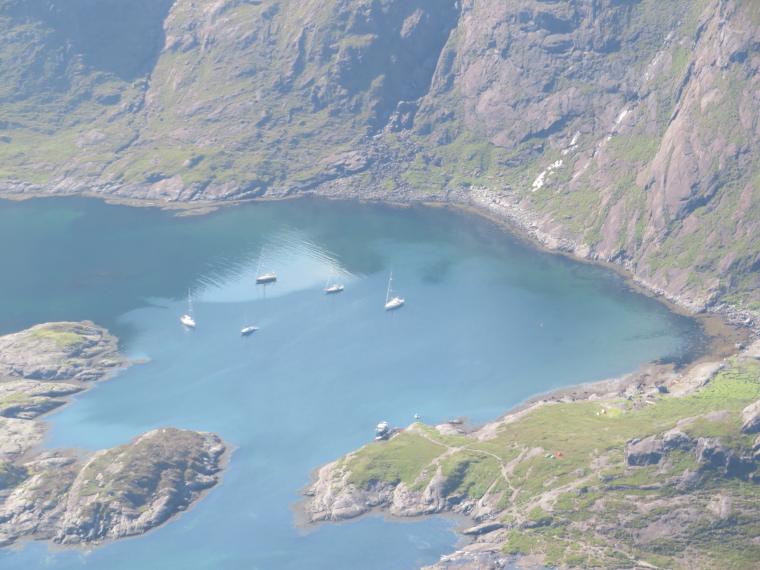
[0,196,699,569]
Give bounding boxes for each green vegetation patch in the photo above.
[331,360,760,568]
[607,135,660,167]
[29,326,87,349]
[345,431,446,490]
[0,393,55,417]
[439,449,503,499]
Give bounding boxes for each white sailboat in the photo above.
[180,293,196,327]
[384,269,404,310]
[255,246,277,284]
[324,268,344,294]
[241,307,258,335]
[256,271,277,284]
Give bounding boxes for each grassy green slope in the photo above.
[329,360,760,568]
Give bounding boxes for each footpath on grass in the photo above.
[298,340,760,570]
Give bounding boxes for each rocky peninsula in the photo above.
[300,339,760,569]
[0,321,226,548]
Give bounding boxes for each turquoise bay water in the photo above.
[0,197,699,569]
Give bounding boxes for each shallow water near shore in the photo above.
[0,196,700,569]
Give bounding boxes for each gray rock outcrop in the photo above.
[0,428,226,546]
[661,428,694,450]
[0,322,127,382]
[695,437,755,477]
[696,437,729,468]
[625,436,664,467]
[624,425,757,476]
[0,380,83,419]
[0,322,228,549]
[740,400,760,434]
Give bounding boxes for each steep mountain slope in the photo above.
[428,0,760,313]
[0,0,757,311]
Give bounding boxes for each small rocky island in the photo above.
[300,341,760,569]
[0,322,226,548]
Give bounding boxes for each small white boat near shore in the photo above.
[375,420,390,440]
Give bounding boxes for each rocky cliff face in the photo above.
[0,0,758,311]
[0,322,227,548]
[412,0,760,312]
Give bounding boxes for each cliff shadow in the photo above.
[10,0,175,82]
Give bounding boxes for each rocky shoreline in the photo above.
[299,176,760,341]
[0,321,227,548]
[298,338,760,569]
[7,164,757,340]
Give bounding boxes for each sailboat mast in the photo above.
[256,246,264,276]
[386,269,393,304]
